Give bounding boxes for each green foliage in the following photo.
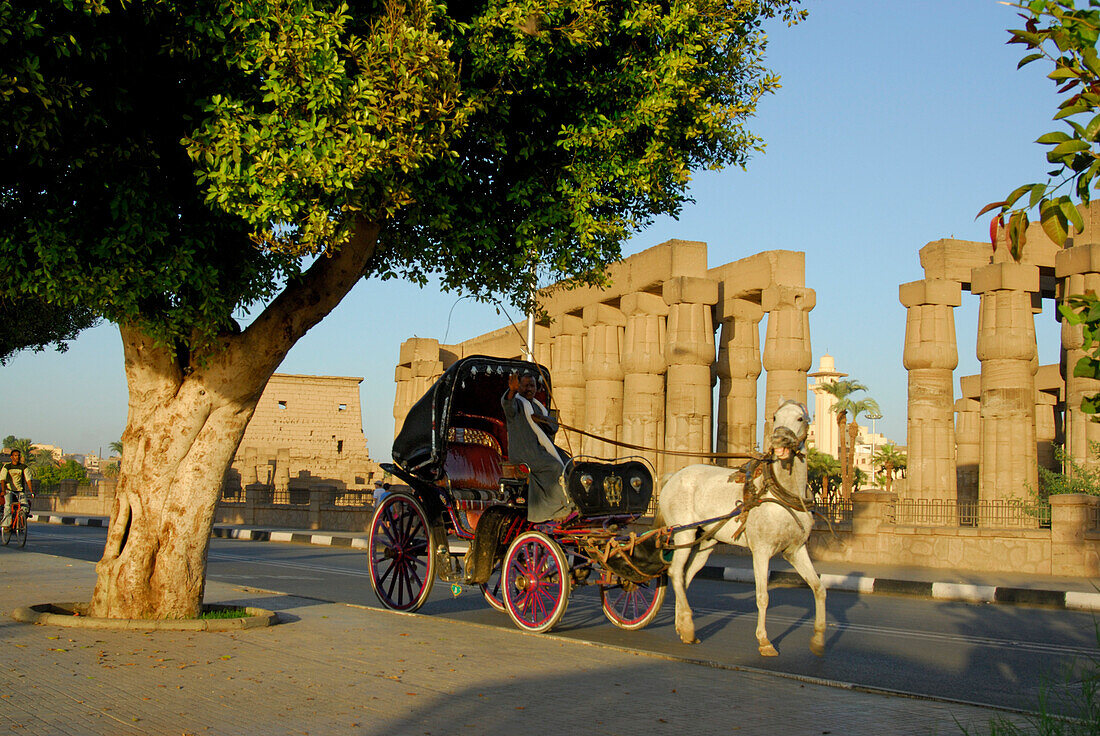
[0,294,99,365]
[984,2,1100,419]
[35,459,88,486]
[108,440,123,457]
[807,447,840,496]
[3,436,33,456]
[981,1,1100,256]
[1038,441,1100,497]
[0,0,804,357]
[872,442,907,477]
[102,461,119,479]
[820,379,880,422]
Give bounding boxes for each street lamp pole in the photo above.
[865,412,882,484]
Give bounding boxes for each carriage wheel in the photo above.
[480,560,505,612]
[601,574,666,631]
[367,492,437,612]
[502,531,571,633]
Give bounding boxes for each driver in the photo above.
[502,370,573,522]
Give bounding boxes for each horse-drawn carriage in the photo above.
[371,354,827,655]
[371,355,668,633]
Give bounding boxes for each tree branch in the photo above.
[236,218,381,377]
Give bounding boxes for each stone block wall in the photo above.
[229,373,382,493]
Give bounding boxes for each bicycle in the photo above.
[1,494,29,548]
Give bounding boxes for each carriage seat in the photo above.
[444,441,503,493]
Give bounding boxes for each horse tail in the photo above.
[651,509,666,530]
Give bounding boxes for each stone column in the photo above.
[954,398,980,503]
[621,293,668,478]
[582,304,626,458]
[973,263,1040,503]
[1056,243,1100,473]
[900,279,961,502]
[1036,392,1059,476]
[393,337,443,436]
[716,299,763,462]
[663,277,718,476]
[761,285,815,429]
[549,314,586,457]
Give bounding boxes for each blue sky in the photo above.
[0,1,1069,459]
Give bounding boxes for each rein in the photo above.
[539,417,765,461]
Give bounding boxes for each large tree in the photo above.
[1,0,802,618]
[0,295,99,365]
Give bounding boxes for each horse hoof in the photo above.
[810,640,825,657]
[679,636,700,645]
[758,643,778,657]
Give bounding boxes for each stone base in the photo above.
[11,602,278,631]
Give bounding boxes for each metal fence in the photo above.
[220,486,245,503]
[331,490,373,508]
[891,499,1050,529]
[218,486,374,506]
[814,499,852,526]
[36,481,100,497]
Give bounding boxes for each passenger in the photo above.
[502,370,573,522]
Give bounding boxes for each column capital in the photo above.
[1055,242,1100,278]
[717,297,765,324]
[761,284,816,312]
[621,291,670,317]
[971,262,1040,295]
[549,313,585,337]
[582,303,625,327]
[899,279,962,308]
[663,276,718,306]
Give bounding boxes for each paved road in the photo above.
[26,524,1099,717]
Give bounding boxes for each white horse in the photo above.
[656,400,826,657]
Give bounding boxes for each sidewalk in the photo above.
[1,548,1026,736]
[33,512,1100,611]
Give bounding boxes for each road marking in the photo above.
[29,528,1096,659]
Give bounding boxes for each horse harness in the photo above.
[660,449,813,551]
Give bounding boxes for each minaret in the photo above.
[808,354,846,459]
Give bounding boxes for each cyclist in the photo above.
[1,449,32,533]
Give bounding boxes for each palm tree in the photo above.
[109,440,123,458]
[820,379,880,499]
[872,443,907,491]
[3,436,33,458]
[807,448,841,502]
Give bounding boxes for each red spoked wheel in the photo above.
[367,493,437,612]
[601,574,666,631]
[502,531,571,633]
[480,560,505,612]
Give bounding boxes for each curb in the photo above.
[11,602,278,630]
[31,514,1099,613]
[702,564,1100,612]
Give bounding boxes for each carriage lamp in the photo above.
[630,476,643,491]
[517,463,530,475]
[580,474,594,491]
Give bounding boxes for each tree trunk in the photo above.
[89,221,380,619]
[837,411,849,500]
[847,420,859,493]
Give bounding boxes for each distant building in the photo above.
[807,354,902,482]
[31,443,63,462]
[227,373,382,494]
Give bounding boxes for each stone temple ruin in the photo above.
[393,239,814,480]
[901,205,1100,510]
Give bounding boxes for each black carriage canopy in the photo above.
[391,355,553,482]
